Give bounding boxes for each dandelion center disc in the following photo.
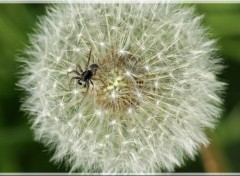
[95,51,147,112]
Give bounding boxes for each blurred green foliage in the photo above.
[0,3,240,172]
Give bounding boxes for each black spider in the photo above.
[67,47,99,90]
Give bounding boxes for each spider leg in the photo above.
[92,77,107,87]
[76,64,83,73]
[77,79,83,85]
[90,79,94,91]
[79,81,90,106]
[86,80,90,89]
[69,76,81,89]
[67,70,81,76]
[83,79,89,88]
[86,47,92,70]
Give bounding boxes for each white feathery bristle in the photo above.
[18,3,226,173]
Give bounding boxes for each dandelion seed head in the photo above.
[18,3,225,173]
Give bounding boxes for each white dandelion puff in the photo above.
[18,3,225,173]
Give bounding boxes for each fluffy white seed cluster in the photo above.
[18,3,225,173]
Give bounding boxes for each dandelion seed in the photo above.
[99,42,105,47]
[105,134,110,139]
[130,128,136,133]
[111,91,117,99]
[73,47,80,52]
[86,129,93,134]
[125,71,131,77]
[95,109,103,117]
[73,89,78,95]
[78,113,83,118]
[117,49,129,55]
[111,26,117,31]
[110,120,117,126]
[145,66,150,71]
[128,108,133,114]
[59,102,64,108]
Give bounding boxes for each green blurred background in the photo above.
[0,3,239,172]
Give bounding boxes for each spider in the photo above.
[67,47,99,92]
